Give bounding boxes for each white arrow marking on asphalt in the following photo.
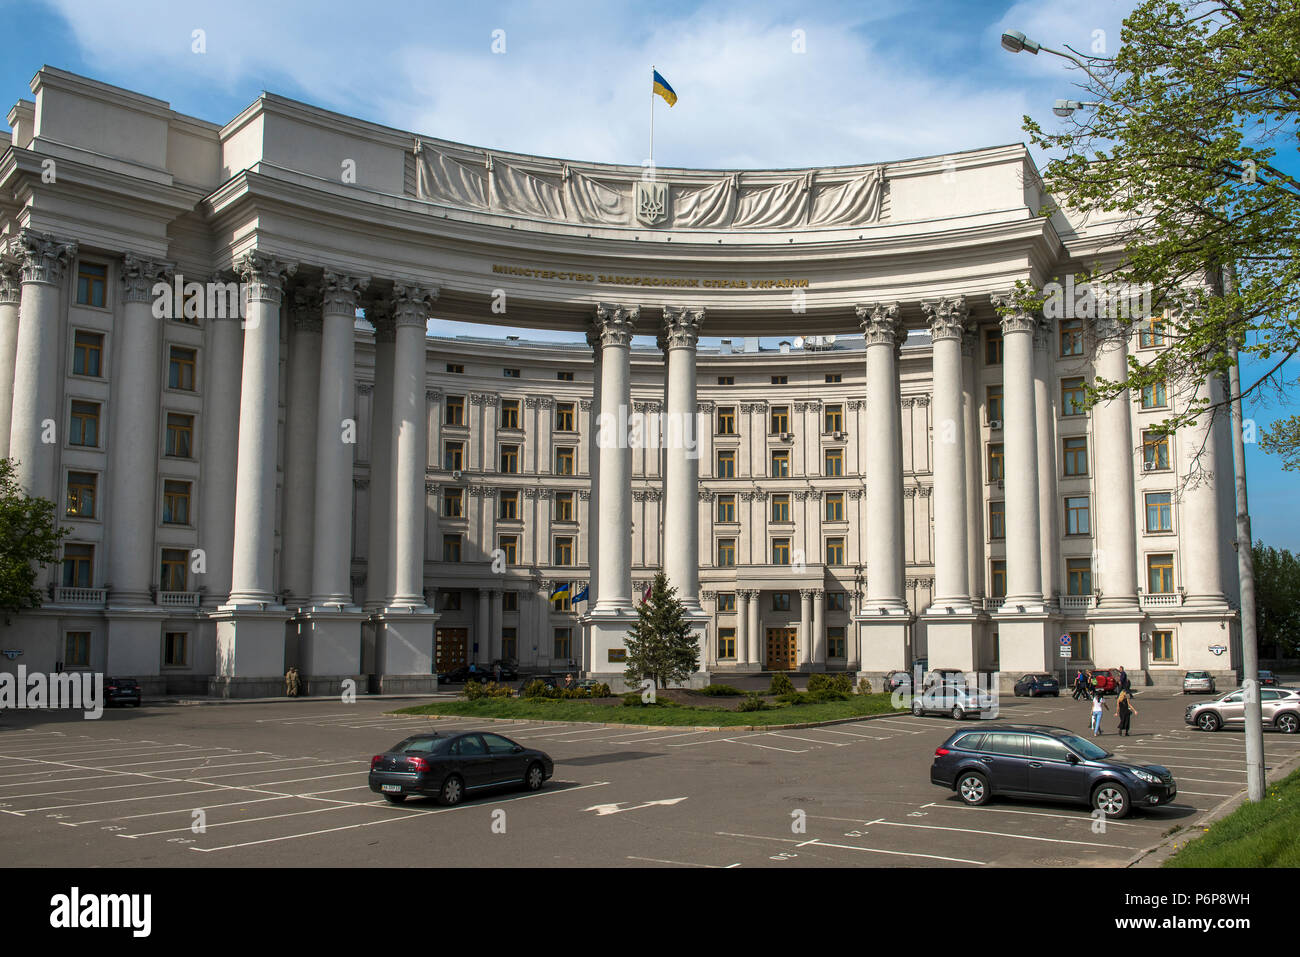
[584,797,688,816]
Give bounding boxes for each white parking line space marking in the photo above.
[903,804,1150,828]
[865,818,1139,849]
[715,830,986,866]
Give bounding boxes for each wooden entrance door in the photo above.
[765,627,798,671]
[435,628,468,672]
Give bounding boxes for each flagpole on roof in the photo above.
[650,64,655,176]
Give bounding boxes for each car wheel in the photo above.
[1093,782,1130,819]
[383,793,407,804]
[912,700,924,716]
[951,706,965,721]
[1197,711,1222,733]
[957,771,989,806]
[524,762,545,791]
[1276,712,1300,735]
[438,775,465,806]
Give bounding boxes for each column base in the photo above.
[587,607,639,676]
[856,615,912,673]
[923,613,983,672]
[373,607,439,682]
[297,606,367,679]
[211,607,292,691]
[992,610,1052,676]
[105,608,168,677]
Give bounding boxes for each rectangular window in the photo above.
[717,627,737,660]
[66,472,97,519]
[168,346,197,391]
[771,593,791,612]
[556,371,574,382]
[503,368,520,379]
[1061,376,1087,416]
[499,445,519,473]
[443,488,463,518]
[716,450,736,478]
[445,396,465,426]
[827,592,847,612]
[987,443,1004,482]
[446,363,464,374]
[1063,436,1088,476]
[555,402,575,431]
[827,626,846,659]
[498,535,518,565]
[988,500,1005,540]
[69,401,100,447]
[985,385,1003,424]
[162,480,192,525]
[716,539,736,567]
[1065,496,1091,535]
[825,373,842,384]
[1070,630,1091,660]
[501,627,518,659]
[1059,318,1084,356]
[771,375,788,385]
[825,537,845,565]
[1067,558,1092,595]
[76,263,107,308]
[502,592,518,612]
[443,534,462,562]
[72,331,103,377]
[990,560,1007,598]
[498,490,518,520]
[985,328,1003,365]
[555,447,575,475]
[716,407,736,434]
[825,492,845,522]
[771,493,790,523]
[554,491,574,522]
[717,376,734,386]
[770,449,790,477]
[1147,554,1174,593]
[440,591,462,611]
[165,413,194,458]
[1145,492,1172,532]
[62,544,94,588]
[1139,317,1167,349]
[1151,629,1174,662]
[64,631,91,668]
[164,631,189,667]
[716,494,736,523]
[1141,381,1168,409]
[771,538,791,565]
[717,593,736,612]
[444,441,464,471]
[1142,431,1170,470]
[824,448,844,476]
[824,404,843,432]
[553,585,575,612]
[500,400,520,429]
[553,628,572,660]
[161,548,188,591]
[553,537,574,566]
[770,406,790,433]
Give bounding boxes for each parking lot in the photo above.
[2,688,1297,867]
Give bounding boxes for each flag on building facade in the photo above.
[572,584,589,603]
[549,582,571,603]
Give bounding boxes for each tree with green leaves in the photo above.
[623,571,700,690]
[0,457,68,623]
[1253,541,1300,658]
[1018,0,1299,451]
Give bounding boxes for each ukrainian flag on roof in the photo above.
[652,70,677,107]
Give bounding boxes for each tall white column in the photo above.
[856,302,907,613]
[225,252,294,606]
[1033,319,1061,601]
[800,589,814,666]
[662,305,704,613]
[364,314,395,609]
[385,283,437,608]
[812,589,825,666]
[591,303,636,614]
[0,261,21,459]
[280,290,321,608]
[477,589,491,664]
[489,588,503,661]
[9,230,75,503]
[200,286,244,608]
[922,296,971,610]
[585,329,602,607]
[1180,377,1227,606]
[310,272,367,606]
[736,590,750,666]
[961,327,984,599]
[1092,317,1139,607]
[106,254,172,604]
[747,590,761,664]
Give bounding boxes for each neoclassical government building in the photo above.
[0,68,1241,695]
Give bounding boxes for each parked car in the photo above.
[574,678,606,694]
[437,666,491,684]
[1090,669,1119,694]
[911,681,997,720]
[1013,674,1060,697]
[1182,671,1216,694]
[1185,687,1300,734]
[885,671,913,693]
[923,668,971,689]
[368,732,553,805]
[490,659,520,680]
[930,724,1177,818]
[1258,670,1279,687]
[105,677,142,707]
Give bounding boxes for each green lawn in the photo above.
[1164,767,1300,868]
[392,693,904,727]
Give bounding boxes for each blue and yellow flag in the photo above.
[652,70,677,107]
[549,582,571,603]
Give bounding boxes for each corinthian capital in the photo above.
[322,271,370,316]
[921,295,969,343]
[593,302,638,346]
[992,289,1039,336]
[392,283,439,329]
[661,305,704,349]
[119,253,174,305]
[15,229,76,285]
[0,259,21,305]
[235,251,296,304]
[856,301,904,346]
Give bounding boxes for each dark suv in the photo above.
[930,724,1177,818]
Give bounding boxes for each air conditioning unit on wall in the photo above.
[988,419,1002,430]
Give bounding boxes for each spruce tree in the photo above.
[623,571,700,690]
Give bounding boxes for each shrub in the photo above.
[768,672,795,696]
[700,684,744,696]
[590,682,612,698]
[856,677,873,695]
[466,680,512,700]
[737,692,768,712]
[521,679,559,699]
[806,673,852,694]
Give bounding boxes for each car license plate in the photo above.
[381,785,402,793]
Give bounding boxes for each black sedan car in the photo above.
[930,724,1176,819]
[1013,673,1060,697]
[436,666,491,684]
[105,677,142,707]
[369,732,553,805]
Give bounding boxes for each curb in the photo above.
[148,693,455,707]
[1125,742,1300,868]
[389,708,909,733]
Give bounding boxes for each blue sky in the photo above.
[2,0,1295,548]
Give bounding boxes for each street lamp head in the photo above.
[1053,99,1079,117]
[1001,30,1041,54]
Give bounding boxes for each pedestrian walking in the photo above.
[1090,692,1105,736]
[1115,688,1138,736]
[1118,666,1131,694]
[1072,670,1087,700]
